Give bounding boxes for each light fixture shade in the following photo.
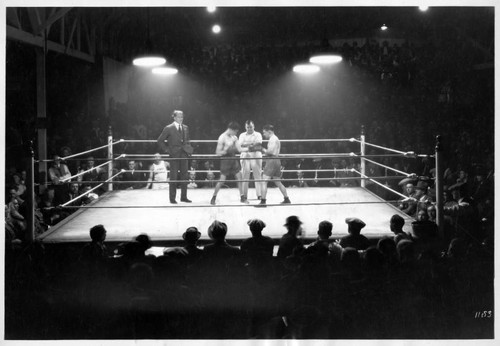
[293,64,320,74]
[309,54,343,64]
[133,56,166,67]
[152,67,178,75]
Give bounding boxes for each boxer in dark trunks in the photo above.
[256,124,291,207]
[210,122,251,205]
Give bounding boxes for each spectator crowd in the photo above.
[5,30,494,339]
[5,214,494,339]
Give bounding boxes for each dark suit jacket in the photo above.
[277,233,303,259]
[157,122,192,157]
[339,234,371,250]
[121,170,146,189]
[202,241,241,260]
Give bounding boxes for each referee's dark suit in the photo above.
[157,112,193,203]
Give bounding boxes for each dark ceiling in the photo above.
[88,6,494,63]
[7,6,495,65]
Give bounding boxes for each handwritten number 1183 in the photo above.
[474,311,492,318]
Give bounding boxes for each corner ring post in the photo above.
[25,140,36,243]
[360,125,366,188]
[435,135,444,238]
[108,126,113,191]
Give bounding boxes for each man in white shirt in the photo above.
[49,155,73,203]
[48,155,72,185]
[239,120,263,203]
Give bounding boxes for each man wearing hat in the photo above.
[49,155,73,203]
[163,226,203,260]
[306,221,333,251]
[415,181,433,215]
[277,216,304,259]
[444,184,477,238]
[339,217,371,250]
[182,227,203,259]
[470,165,490,202]
[401,180,431,217]
[241,219,275,264]
[203,220,241,260]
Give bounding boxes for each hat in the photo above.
[183,226,201,241]
[345,217,366,230]
[399,177,418,187]
[284,215,302,226]
[208,220,227,239]
[415,181,428,191]
[247,218,266,230]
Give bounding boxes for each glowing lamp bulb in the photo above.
[212,25,221,34]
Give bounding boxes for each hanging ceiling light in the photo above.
[152,67,178,75]
[133,8,166,67]
[309,55,342,64]
[309,36,343,65]
[293,64,320,74]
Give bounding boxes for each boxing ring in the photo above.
[34,128,444,246]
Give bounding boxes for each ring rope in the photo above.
[78,176,408,185]
[359,157,413,177]
[41,169,409,186]
[353,169,410,200]
[57,199,406,209]
[119,168,357,174]
[59,160,113,183]
[119,138,356,144]
[36,141,122,162]
[351,138,408,155]
[352,139,433,159]
[119,153,410,160]
[59,171,122,207]
[119,153,357,159]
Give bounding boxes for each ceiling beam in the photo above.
[7,25,95,63]
[44,8,73,34]
[6,8,22,30]
[27,8,43,34]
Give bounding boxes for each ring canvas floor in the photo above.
[38,187,413,245]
